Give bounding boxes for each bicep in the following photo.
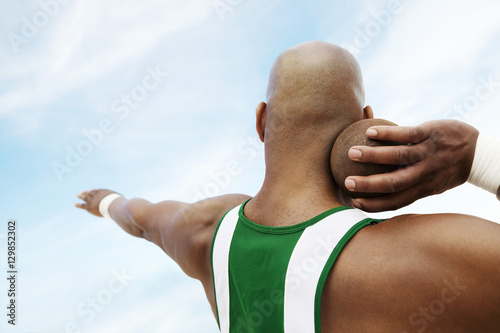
[451,216,500,320]
[426,215,500,313]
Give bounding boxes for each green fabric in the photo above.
[238,204,352,235]
[227,202,356,333]
[228,218,301,332]
[212,198,384,333]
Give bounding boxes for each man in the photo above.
[77,41,500,332]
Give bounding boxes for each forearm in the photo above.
[108,196,189,243]
[107,194,248,279]
[77,190,251,280]
[107,197,148,238]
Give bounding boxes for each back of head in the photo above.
[265,41,365,154]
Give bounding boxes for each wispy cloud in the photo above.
[0,0,213,118]
[1,1,499,332]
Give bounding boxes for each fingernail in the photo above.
[366,128,378,137]
[345,178,356,191]
[348,148,362,160]
[352,200,362,209]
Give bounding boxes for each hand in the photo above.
[75,189,119,217]
[345,120,479,212]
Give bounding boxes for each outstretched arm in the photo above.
[76,190,251,280]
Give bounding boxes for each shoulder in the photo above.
[322,212,500,332]
[165,194,251,279]
[374,213,500,257]
[372,211,499,232]
[361,213,500,288]
[174,194,251,231]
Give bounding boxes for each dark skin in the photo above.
[345,119,483,212]
[76,189,500,332]
[77,42,500,331]
[76,189,251,318]
[76,115,500,332]
[323,213,500,332]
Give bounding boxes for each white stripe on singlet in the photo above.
[283,208,367,333]
[212,204,242,333]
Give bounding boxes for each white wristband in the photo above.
[467,133,500,194]
[99,193,123,219]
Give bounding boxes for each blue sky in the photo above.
[1,0,499,332]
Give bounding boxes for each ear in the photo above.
[256,102,267,142]
[363,105,374,119]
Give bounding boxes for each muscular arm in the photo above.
[328,213,500,332]
[417,214,500,330]
[76,190,251,280]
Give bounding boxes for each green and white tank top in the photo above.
[211,200,382,333]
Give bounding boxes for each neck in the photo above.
[259,163,343,205]
[246,146,350,227]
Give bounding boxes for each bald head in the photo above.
[264,41,365,144]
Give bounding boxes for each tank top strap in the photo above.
[211,204,242,332]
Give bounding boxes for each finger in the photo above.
[348,144,427,165]
[345,164,426,193]
[77,191,89,201]
[75,203,87,210]
[352,191,415,212]
[367,125,432,144]
[352,182,434,212]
